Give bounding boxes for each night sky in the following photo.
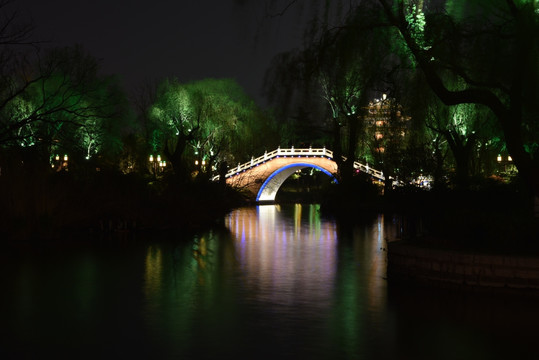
[18,0,308,105]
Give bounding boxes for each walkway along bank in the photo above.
[388,241,539,293]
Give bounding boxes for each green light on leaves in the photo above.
[405,4,430,50]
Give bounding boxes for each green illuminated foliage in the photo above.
[262,0,538,206]
[405,3,429,50]
[265,1,399,182]
[149,78,278,179]
[0,44,130,169]
[372,0,539,197]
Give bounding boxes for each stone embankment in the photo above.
[388,241,539,292]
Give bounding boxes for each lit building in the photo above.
[364,94,410,153]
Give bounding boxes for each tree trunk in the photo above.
[343,113,360,183]
[332,118,344,181]
[164,133,190,181]
[444,131,476,190]
[501,111,539,215]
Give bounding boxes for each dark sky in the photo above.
[17,0,308,105]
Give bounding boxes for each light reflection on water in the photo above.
[227,205,340,311]
[2,204,539,359]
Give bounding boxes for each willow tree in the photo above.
[314,20,383,183]
[377,0,539,209]
[424,101,503,188]
[149,78,278,180]
[265,0,538,210]
[264,1,401,183]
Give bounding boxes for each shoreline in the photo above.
[387,240,539,295]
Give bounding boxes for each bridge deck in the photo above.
[213,147,385,181]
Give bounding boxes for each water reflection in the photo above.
[224,204,392,359]
[4,205,537,359]
[138,204,392,358]
[144,245,163,296]
[226,204,339,310]
[141,230,241,358]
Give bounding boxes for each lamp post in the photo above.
[194,158,206,174]
[149,154,164,178]
[52,154,68,171]
[497,154,514,174]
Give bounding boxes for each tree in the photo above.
[269,0,539,209]
[264,1,400,182]
[149,78,278,180]
[423,100,505,189]
[0,0,36,145]
[377,0,539,208]
[0,0,34,88]
[0,1,131,174]
[0,45,130,169]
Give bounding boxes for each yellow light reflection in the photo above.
[144,245,163,297]
[226,204,338,307]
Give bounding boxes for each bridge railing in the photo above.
[212,147,334,181]
[353,161,384,180]
[212,147,385,181]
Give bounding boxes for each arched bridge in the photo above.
[213,147,384,202]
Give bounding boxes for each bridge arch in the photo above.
[256,163,338,202]
[214,148,384,203]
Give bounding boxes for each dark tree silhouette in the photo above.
[377,0,539,209]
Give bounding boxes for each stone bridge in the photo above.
[213,147,384,202]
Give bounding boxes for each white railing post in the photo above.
[277,146,281,155]
[264,150,267,160]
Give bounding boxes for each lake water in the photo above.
[1,204,538,359]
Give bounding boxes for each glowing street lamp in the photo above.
[497,154,502,162]
[51,154,68,171]
[149,154,164,177]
